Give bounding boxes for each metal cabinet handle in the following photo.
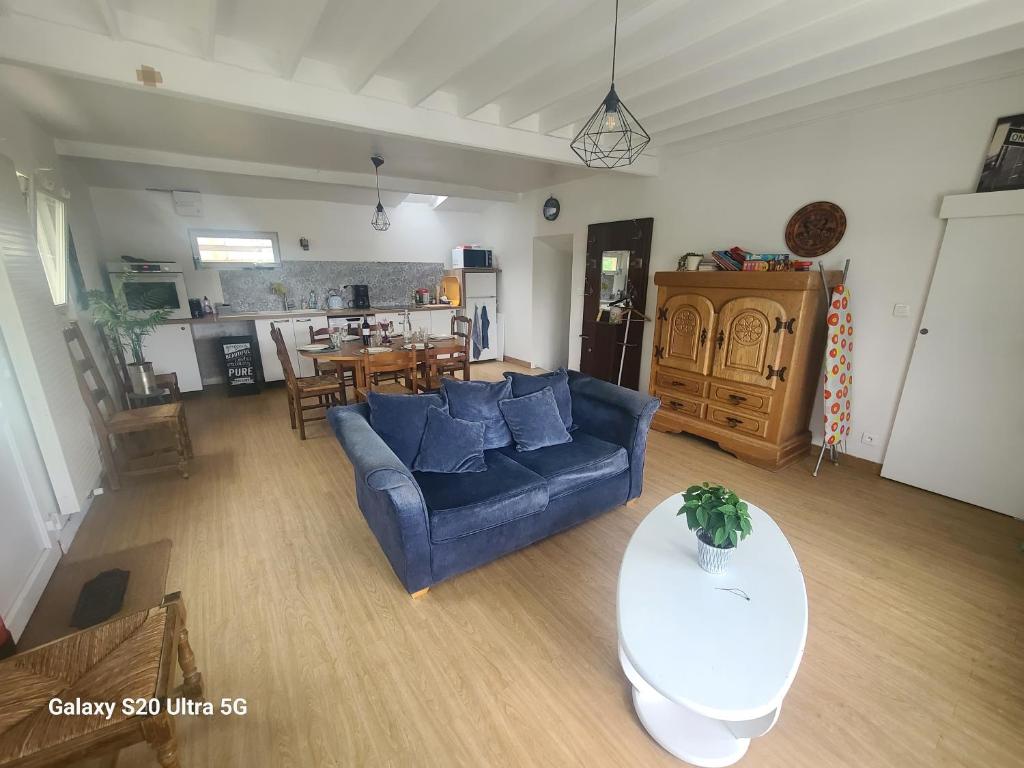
[727,393,747,403]
[716,330,725,349]
[725,416,742,427]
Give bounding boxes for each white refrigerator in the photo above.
[461,270,498,362]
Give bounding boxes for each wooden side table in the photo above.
[0,593,203,767]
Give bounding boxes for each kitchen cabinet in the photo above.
[254,315,326,382]
[429,308,458,336]
[649,271,836,470]
[139,323,203,392]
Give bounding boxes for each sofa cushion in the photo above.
[367,391,446,467]
[498,431,628,499]
[504,368,574,431]
[413,407,487,474]
[441,377,513,449]
[498,387,572,452]
[414,452,549,543]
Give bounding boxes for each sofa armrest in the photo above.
[567,372,660,500]
[328,404,432,593]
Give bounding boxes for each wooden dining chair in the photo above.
[355,349,418,401]
[415,346,449,393]
[271,323,347,440]
[64,322,192,490]
[435,314,472,381]
[96,324,181,408]
[309,325,357,402]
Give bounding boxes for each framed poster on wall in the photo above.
[977,113,1024,192]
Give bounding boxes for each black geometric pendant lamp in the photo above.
[370,155,390,231]
[570,0,650,168]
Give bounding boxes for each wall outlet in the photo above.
[861,432,878,445]
[892,303,910,317]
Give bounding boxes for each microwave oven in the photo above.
[451,247,492,268]
[107,262,191,320]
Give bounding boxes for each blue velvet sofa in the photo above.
[328,371,660,594]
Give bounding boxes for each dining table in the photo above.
[298,336,464,394]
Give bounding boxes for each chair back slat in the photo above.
[309,326,332,343]
[451,315,473,355]
[63,322,118,429]
[270,323,298,386]
[95,326,131,409]
[363,349,416,386]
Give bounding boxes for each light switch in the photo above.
[892,303,910,318]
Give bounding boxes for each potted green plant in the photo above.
[678,482,753,574]
[87,289,172,394]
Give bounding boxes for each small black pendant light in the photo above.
[570,0,650,168]
[370,155,390,231]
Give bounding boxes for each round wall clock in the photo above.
[543,196,560,221]
[785,201,847,257]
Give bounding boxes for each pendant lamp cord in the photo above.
[375,162,381,205]
[610,0,619,86]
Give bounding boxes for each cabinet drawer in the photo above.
[708,407,768,438]
[656,392,706,419]
[710,384,772,414]
[655,371,707,398]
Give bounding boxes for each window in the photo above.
[189,229,281,269]
[35,190,67,306]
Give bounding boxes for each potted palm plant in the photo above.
[678,482,753,574]
[87,289,172,394]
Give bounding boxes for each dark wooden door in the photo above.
[579,217,654,390]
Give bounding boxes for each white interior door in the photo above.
[882,209,1024,519]
[0,329,60,640]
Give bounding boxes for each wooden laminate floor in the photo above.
[63,363,1023,768]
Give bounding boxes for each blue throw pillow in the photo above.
[498,387,573,452]
[441,377,513,450]
[504,368,573,431]
[367,391,446,468]
[413,406,487,473]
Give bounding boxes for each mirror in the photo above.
[600,250,630,306]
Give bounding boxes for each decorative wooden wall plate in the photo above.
[785,201,846,257]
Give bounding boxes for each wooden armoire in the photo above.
[649,270,838,470]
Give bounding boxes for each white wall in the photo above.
[89,188,489,303]
[530,234,573,370]
[488,71,1024,463]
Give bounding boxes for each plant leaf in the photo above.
[729,530,738,547]
[737,501,748,513]
[685,509,698,530]
[696,508,708,528]
[713,527,726,546]
[685,485,704,495]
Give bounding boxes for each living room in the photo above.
[0,2,1022,767]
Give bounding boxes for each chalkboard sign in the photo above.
[221,336,259,396]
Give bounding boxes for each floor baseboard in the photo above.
[809,443,882,475]
[502,355,532,369]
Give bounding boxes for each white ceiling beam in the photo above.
[0,16,656,176]
[403,0,556,108]
[654,22,1024,147]
[641,0,1024,135]
[279,0,330,79]
[534,0,857,135]
[199,0,218,60]
[92,0,121,40]
[452,0,618,119]
[54,141,523,202]
[497,0,789,128]
[344,0,441,94]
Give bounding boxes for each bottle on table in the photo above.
[361,316,371,346]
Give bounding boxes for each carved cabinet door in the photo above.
[658,293,715,375]
[711,297,788,388]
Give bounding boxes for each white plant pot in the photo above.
[696,531,735,574]
[685,255,703,271]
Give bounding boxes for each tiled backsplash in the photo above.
[220,260,447,311]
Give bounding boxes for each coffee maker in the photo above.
[345,284,370,309]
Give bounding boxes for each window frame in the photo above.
[188,228,282,270]
[35,188,68,307]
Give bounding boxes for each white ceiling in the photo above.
[0,0,1023,191]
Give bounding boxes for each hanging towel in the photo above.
[480,304,490,350]
[823,284,853,445]
[472,304,482,359]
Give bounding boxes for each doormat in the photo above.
[17,540,171,651]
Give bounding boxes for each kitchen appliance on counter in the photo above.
[452,246,493,268]
[344,284,370,309]
[107,262,190,320]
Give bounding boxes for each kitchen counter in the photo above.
[167,305,460,324]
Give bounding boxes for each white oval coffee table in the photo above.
[618,493,807,766]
